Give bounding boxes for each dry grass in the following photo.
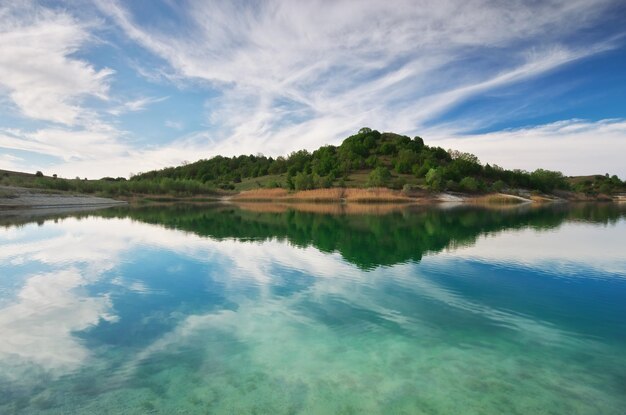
[231,188,290,201]
[232,187,415,203]
[343,187,413,203]
[282,188,345,202]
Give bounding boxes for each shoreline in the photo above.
[1,184,622,211]
[228,187,567,205]
[0,185,127,210]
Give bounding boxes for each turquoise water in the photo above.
[0,204,625,414]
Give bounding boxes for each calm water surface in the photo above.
[0,203,625,414]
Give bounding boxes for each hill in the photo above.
[131,128,625,197]
[1,128,624,200]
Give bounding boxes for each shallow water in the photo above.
[1,203,625,414]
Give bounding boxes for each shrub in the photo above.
[294,172,314,191]
[445,180,459,191]
[491,180,506,192]
[425,168,443,191]
[367,167,391,187]
[459,177,479,193]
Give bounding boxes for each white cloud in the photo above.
[0,3,113,125]
[165,119,183,130]
[1,212,624,383]
[7,116,622,180]
[0,153,24,171]
[0,1,623,178]
[438,220,626,276]
[0,125,128,164]
[108,96,168,116]
[0,268,116,374]
[95,0,620,161]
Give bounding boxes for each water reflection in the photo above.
[0,203,625,414]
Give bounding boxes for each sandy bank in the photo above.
[0,186,127,210]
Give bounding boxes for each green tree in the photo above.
[425,168,443,191]
[413,136,425,150]
[367,167,391,187]
[530,169,568,192]
[459,176,478,193]
[294,172,314,190]
[491,180,506,192]
[394,149,418,174]
[286,173,295,190]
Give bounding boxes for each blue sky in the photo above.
[0,0,625,178]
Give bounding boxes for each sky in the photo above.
[0,0,625,179]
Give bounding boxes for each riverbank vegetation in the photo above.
[2,128,624,199]
[1,170,219,199]
[131,128,625,197]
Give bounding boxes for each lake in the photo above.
[1,203,625,414]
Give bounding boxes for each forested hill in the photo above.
[131,128,624,195]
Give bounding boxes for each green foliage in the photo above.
[413,136,425,150]
[286,173,295,190]
[459,176,479,193]
[572,174,624,195]
[130,128,469,192]
[443,150,482,181]
[491,180,506,192]
[294,172,314,190]
[379,142,396,155]
[529,169,568,192]
[6,127,622,197]
[445,180,459,191]
[367,167,391,187]
[365,155,379,168]
[394,149,419,174]
[425,168,443,191]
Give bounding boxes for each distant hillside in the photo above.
[2,128,624,199]
[132,128,625,196]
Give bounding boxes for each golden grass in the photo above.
[282,188,345,202]
[232,187,415,203]
[231,188,290,200]
[342,187,413,203]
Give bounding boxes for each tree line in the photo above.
[131,128,624,195]
[4,128,624,197]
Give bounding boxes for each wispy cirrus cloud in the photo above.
[0,0,624,178]
[107,96,168,116]
[97,0,622,151]
[0,3,113,126]
[0,124,127,166]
